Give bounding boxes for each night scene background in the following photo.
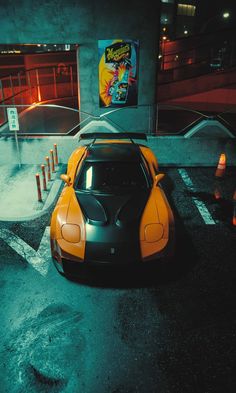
[0,1,235,392]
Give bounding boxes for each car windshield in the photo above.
[76,161,148,192]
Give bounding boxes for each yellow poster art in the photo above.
[98,39,139,108]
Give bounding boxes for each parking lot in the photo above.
[0,167,235,393]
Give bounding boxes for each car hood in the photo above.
[64,188,166,264]
[73,189,151,263]
[74,190,150,227]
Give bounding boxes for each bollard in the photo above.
[215,153,226,178]
[45,156,51,181]
[54,143,58,165]
[35,173,42,202]
[233,190,236,226]
[233,205,236,227]
[41,164,47,191]
[50,149,55,172]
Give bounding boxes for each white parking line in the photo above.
[178,169,216,225]
[0,226,50,276]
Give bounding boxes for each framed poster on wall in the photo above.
[98,39,139,108]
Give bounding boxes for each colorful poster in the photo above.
[98,39,139,108]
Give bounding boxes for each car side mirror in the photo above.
[60,174,71,186]
[154,173,165,186]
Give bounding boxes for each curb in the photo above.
[0,180,63,222]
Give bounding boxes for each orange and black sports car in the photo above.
[50,132,175,275]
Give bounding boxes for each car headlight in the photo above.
[144,223,164,242]
[61,224,81,243]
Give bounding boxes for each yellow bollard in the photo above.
[35,173,42,202]
[41,164,47,191]
[54,143,59,165]
[45,156,51,181]
[50,149,55,172]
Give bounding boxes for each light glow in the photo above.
[223,12,230,18]
[86,166,93,189]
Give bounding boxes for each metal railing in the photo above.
[0,102,235,138]
[0,104,155,136]
[0,64,78,127]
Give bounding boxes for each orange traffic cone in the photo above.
[213,175,223,200]
[214,184,221,200]
[215,153,226,178]
[232,190,236,226]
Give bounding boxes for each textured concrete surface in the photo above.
[0,164,65,221]
[0,167,235,392]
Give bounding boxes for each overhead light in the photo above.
[223,11,230,18]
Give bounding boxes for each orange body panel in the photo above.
[139,186,174,260]
[50,137,175,269]
[67,146,87,182]
[50,184,86,263]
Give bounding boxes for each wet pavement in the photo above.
[0,167,235,392]
[0,163,66,221]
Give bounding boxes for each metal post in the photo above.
[50,149,55,172]
[41,164,47,190]
[35,69,41,102]
[45,156,51,181]
[26,71,33,103]
[9,75,15,105]
[35,174,42,202]
[17,72,24,105]
[14,128,22,169]
[0,80,7,123]
[53,67,58,99]
[70,65,74,96]
[54,143,59,165]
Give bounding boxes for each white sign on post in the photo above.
[7,107,19,131]
[6,107,21,168]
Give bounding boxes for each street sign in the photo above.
[6,107,21,168]
[7,107,19,131]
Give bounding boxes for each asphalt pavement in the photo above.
[0,163,66,221]
[0,167,235,393]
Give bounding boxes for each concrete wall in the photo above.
[0,136,235,166]
[0,0,160,132]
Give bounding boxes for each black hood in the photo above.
[76,190,150,263]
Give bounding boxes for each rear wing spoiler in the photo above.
[79,132,147,141]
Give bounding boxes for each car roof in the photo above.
[85,143,142,162]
